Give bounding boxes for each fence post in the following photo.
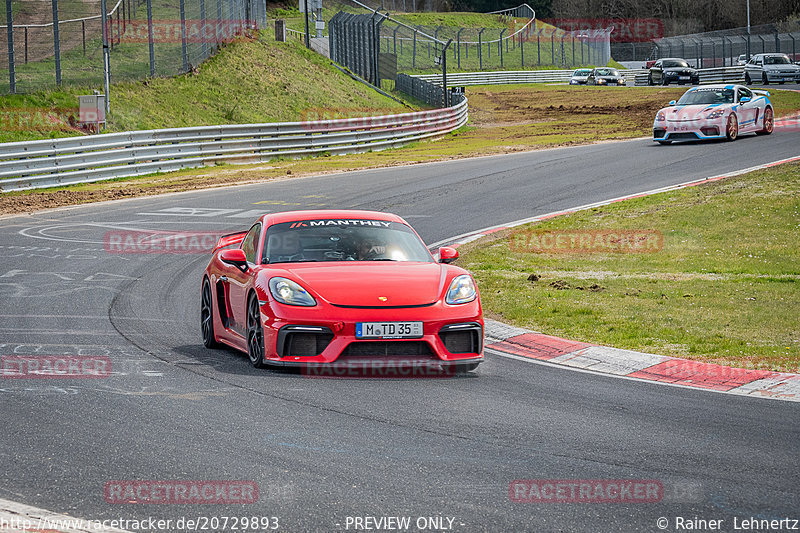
[5,0,14,93]
[200,0,207,58]
[499,28,506,67]
[146,0,154,76]
[52,0,62,85]
[550,32,554,65]
[456,27,463,69]
[180,0,188,71]
[100,0,110,114]
[478,28,484,69]
[412,28,417,68]
[24,26,28,64]
[520,29,524,67]
[774,31,780,53]
[81,20,86,56]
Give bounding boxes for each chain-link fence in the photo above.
[327,1,612,94]
[1,0,268,95]
[613,20,800,66]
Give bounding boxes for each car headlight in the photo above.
[446,275,477,305]
[706,109,725,119]
[269,277,316,306]
[656,111,666,122]
[598,79,607,84]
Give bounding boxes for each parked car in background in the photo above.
[648,58,700,85]
[569,68,593,85]
[587,68,625,86]
[744,53,800,85]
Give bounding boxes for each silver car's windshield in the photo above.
[677,88,734,105]
[764,55,791,65]
[262,220,433,263]
[573,69,591,76]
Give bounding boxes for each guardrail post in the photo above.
[5,0,14,93]
[52,0,62,85]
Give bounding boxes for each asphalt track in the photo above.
[1,127,799,533]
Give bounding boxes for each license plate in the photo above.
[356,322,423,339]
[679,76,690,80]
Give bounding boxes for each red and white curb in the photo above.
[0,498,130,533]
[429,154,800,402]
[484,319,800,401]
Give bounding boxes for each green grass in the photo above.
[0,36,409,142]
[458,162,800,373]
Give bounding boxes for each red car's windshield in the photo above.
[262,220,434,263]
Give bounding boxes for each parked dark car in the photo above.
[587,67,625,86]
[648,58,700,86]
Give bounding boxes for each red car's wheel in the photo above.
[725,114,738,141]
[201,278,219,348]
[247,293,267,368]
[757,107,774,135]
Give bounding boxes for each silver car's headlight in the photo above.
[269,277,316,306]
[446,275,477,305]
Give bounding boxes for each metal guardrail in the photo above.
[633,66,745,86]
[413,66,744,87]
[0,99,468,192]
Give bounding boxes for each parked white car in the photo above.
[744,53,800,85]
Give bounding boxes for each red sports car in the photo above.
[200,210,484,374]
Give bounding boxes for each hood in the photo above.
[661,104,730,121]
[664,67,696,73]
[269,262,447,306]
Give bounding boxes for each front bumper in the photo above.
[765,71,800,82]
[653,118,726,141]
[259,299,485,367]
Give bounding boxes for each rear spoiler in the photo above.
[212,231,248,253]
[753,89,771,97]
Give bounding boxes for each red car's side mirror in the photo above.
[219,248,248,271]
[439,247,459,264]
